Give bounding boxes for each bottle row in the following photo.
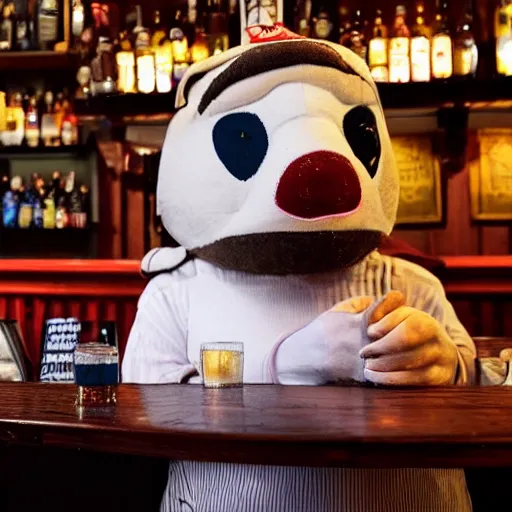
[0,170,89,229]
[0,90,79,147]
[337,2,477,82]
[76,4,231,97]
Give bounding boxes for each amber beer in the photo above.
[201,342,244,388]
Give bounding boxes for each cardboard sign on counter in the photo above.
[40,318,81,382]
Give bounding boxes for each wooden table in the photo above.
[1,382,512,468]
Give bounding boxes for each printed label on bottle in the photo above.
[497,36,512,75]
[411,36,431,82]
[314,18,332,39]
[371,65,389,82]
[369,37,388,66]
[136,54,156,93]
[39,14,58,43]
[389,37,410,83]
[432,34,453,79]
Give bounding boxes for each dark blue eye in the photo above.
[213,112,268,181]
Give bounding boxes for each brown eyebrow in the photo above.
[196,40,367,115]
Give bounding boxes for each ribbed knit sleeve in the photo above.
[121,273,197,384]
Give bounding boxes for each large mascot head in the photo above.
[157,25,399,275]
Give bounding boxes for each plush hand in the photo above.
[271,295,381,385]
[271,290,459,387]
[359,291,459,386]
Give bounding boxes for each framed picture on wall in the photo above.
[391,135,444,226]
[469,128,512,222]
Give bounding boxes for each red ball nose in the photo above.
[275,151,362,220]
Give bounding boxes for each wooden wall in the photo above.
[395,163,512,256]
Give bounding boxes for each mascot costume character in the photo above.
[123,24,476,512]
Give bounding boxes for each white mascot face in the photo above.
[157,28,399,274]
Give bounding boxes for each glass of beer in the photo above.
[74,343,119,407]
[200,342,244,388]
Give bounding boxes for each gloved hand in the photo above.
[270,291,459,386]
[361,291,459,386]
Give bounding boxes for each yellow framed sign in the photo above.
[391,135,443,225]
[469,129,512,222]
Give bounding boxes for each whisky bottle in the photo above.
[453,1,478,77]
[37,0,59,51]
[133,6,155,94]
[431,0,453,79]
[344,9,367,62]
[496,0,512,75]
[410,2,431,82]
[389,5,411,83]
[0,3,14,51]
[368,9,388,82]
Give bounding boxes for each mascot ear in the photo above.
[141,247,189,277]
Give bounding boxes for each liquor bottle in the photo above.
[24,97,40,147]
[18,185,32,229]
[410,2,431,82]
[294,0,312,37]
[43,196,55,228]
[55,196,69,228]
[496,0,512,75]
[71,0,85,42]
[60,96,78,145]
[3,190,17,228]
[453,1,478,78]
[133,6,155,94]
[0,3,14,51]
[170,10,190,83]
[36,0,59,51]
[312,4,333,41]
[151,9,166,47]
[207,0,229,55]
[116,31,136,93]
[10,92,25,145]
[190,27,209,62]
[368,9,388,82]
[13,0,31,50]
[338,4,350,44]
[431,0,453,80]
[33,189,44,228]
[389,5,411,83]
[343,9,367,61]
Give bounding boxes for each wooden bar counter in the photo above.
[1,382,512,469]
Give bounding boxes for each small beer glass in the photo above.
[74,343,119,407]
[200,342,244,388]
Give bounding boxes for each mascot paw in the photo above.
[359,291,459,386]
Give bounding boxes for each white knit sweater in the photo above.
[122,251,475,512]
